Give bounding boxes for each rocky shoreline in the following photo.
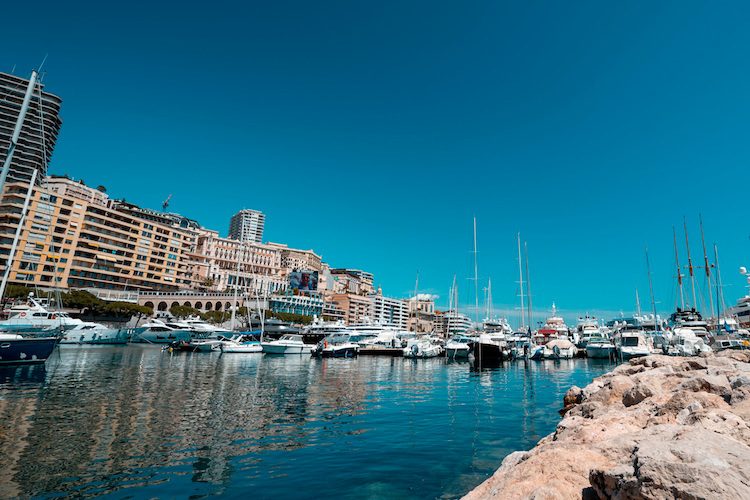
[462,351,750,499]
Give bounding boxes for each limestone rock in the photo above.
[462,353,750,500]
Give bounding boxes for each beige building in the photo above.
[190,228,287,295]
[408,296,436,333]
[0,179,195,292]
[329,293,372,325]
[266,242,322,277]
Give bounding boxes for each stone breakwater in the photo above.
[463,351,750,500]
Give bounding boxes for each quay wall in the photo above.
[463,351,750,499]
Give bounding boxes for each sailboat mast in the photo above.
[683,217,697,310]
[645,246,658,332]
[635,287,641,318]
[0,169,38,300]
[229,243,243,331]
[699,214,715,318]
[673,227,685,310]
[473,217,479,328]
[525,241,532,331]
[517,233,525,331]
[714,244,726,323]
[413,270,419,334]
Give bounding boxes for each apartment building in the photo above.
[190,228,286,296]
[0,180,195,292]
[329,293,372,325]
[369,285,409,328]
[266,242,322,275]
[330,268,374,295]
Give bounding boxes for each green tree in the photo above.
[201,310,231,324]
[60,290,102,313]
[170,304,200,318]
[101,301,153,319]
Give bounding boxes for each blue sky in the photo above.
[4,1,750,327]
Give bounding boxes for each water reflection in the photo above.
[0,346,616,499]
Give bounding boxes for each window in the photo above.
[19,262,38,271]
[34,213,52,223]
[74,203,82,209]
[15,272,35,281]
[21,252,41,262]
[36,202,54,213]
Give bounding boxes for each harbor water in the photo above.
[0,346,616,499]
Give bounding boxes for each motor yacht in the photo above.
[261,334,313,354]
[219,332,263,353]
[135,318,193,344]
[403,337,442,358]
[311,333,359,358]
[444,336,473,359]
[61,322,144,344]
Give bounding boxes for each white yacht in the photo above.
[574,316,600,347]
[444,336,473,359]
[135,318,193,344]
[2,294,134,344]
[1,294,81,333]
[181,315,233,336]
[403,337,442,358]
[615,325,655,359]
[585,336,615,359]
[219,332,263,353]
[261,334,313,355]
[61,322,144,344]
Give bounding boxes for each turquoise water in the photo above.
[0,346,616,499]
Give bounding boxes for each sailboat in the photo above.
[0,69,59,363]
[218,243,262,353]
[470,219,509,361]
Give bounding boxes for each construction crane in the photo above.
[162,194,172,212]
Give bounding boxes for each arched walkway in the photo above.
[158,302,168,311]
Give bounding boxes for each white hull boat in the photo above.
[261,335,313,355]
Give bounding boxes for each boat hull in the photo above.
[445,346,470,359]
[220,342,262,353]
[61,328,138,345]
[471,342,506,361]
[262,343,313,355]
[586,344,615,359]
[0,337,59,365]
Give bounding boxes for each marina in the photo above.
[0,344,616,499]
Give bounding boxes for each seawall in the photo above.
[462,351,750,499]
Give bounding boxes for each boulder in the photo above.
[462,352,750,500]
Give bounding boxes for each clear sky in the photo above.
[4,1,750,328]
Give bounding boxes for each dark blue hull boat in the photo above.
[0,336,59,365]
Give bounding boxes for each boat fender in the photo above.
[553,345,561,357]
[324,342,328,349]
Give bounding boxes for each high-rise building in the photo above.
[228,209,264,243]
[0,72,63,184]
